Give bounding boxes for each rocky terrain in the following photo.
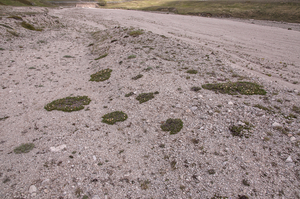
[0,6,300,199]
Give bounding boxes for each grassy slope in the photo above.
[104,0,300,23]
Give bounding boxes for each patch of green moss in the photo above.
[161,118,183,134]
[128,54,136,59]
[186,69,198,74]
[191,86,201,92]
[0,24,13,29]
[21,21,42,31]
[8,15,23,20]
[132,74,143,80]
[102,111,128,125]
[253,104,274,114]
[94,53,108,60]
[202,81,266,95]
[125,92,134,97]
[238,195,249,199]
[136,92,157,103]
[0,116,9,121]
[44,96,91,112]
[128,29,144,37]
[63,55,75,58]
[0,48,4,51]
[90,69,112,82]
[14,143,34,154]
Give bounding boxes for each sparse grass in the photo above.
[292,105,300,114]
[273,126,290,135]
[140,180,150,190]
[0,48,4,51]
[208,169,215,175]
[253,104,274,113]
[21,21,42,31]
[202,81,266,95]
[14,143,34,154]
[229,123,252,138]
[7,30,19,37]
[136,92,157,103]
[128,29,144,37]
[132,74,143,80]
[238,195,249,199]
[127,54,136,59]
[186,69,198,74]
[170,160,177,170]
[102,111,128,125]
[94,53,108,60]
[44,96,91,112]
[90,69,112,82]
[75,187,83,197]
[161,118,183,134]
[0,116,9,121]
[191,86,201,92]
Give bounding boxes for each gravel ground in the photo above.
[0,6,300,199]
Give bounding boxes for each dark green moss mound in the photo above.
[128,29,144,37]
[8,15,23,20]
[21,21,42,31]
[161,118,183,134]
[14,143,34,154]
[202,81,266,95]
[95,53,108,60]
[90,69,112,82]
[229,125,244,137]
[44,96,91,112]
[186,69,198,74]
[136,92,156,103]
[102,111,128,125]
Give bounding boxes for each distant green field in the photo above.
[0,0,299,23]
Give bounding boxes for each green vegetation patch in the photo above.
[63,55,75,58]
[128,29,144,37]
[186,69,198,74]
[136,92,158,103]
[44,96,91,112]
[125,92,134,97]
[0,48,5,51]
[253,104,274,114]
[102,111,128,125]
[21,21,42,31]
[127,54,136,59]
[95,53,108,60]
[14,143,34,154]
[191,86,201,92]
[202,81,266,95]
[0,24,13,29]
[132,74,143,80]
[90,69,112,82]
[161,118,183,134]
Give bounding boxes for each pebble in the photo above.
[272,122,282,128]
[190,106,197,111]
[50,144,66,152]
[286,156,293,163]
[290,137,296,142]
[44,189,49,193]
[237,121,245,126]
[41,179,50,185]
[92,195,101,199]
[29,185,37,193]
[93,155,97,161]
[228,101,233,105]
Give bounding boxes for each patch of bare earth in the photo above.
[0,6,300,199]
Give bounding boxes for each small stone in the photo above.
[92,195,101,199]
[294,90,298,93]
[237,121,246,126]
[190,106,197,111]
[93,155,97,161]
[290,137,296,142]
[41,179,50,185]
[50,144,66,152]
[288,133,293,137]
[228,101,233,105]
[198,94,203,98]
[272,122,282,128]
[31,193,37,197]
[44,189,49,193]
[186,109,191,113]
[29,185,37,193]
[286,156,293,163]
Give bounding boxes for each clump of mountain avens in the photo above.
[102,111,128,125]
[161,118,183,134]
[44,96,91,112]
[90,69,112,82]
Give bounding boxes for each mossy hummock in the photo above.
[44,96,91,112]
[161,118,183,134]
[102,111,128,125]
[136,92,156,103]
[90,69,112,82]
[202,81,266,95]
